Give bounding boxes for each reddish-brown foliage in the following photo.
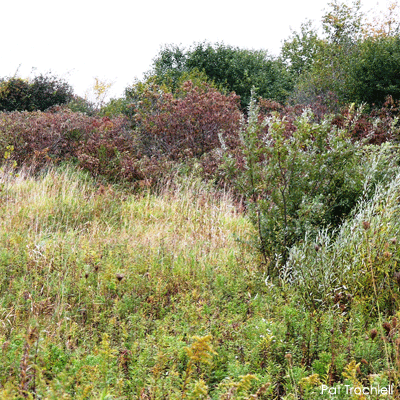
[0,109,144,182]
[332,96,400,144]
[258,94,400,145]
[133,81,242,160]
[1,87,398,189]
[0,81,243,185]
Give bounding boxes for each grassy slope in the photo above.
[0,166,397,399]
[0,166,273,399]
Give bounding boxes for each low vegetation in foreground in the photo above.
[0,159,399,399]
[0,167,262,398]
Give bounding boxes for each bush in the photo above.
[348,35,400,106]
[28,74,74,111]
[98,97,133,117]
[131,80,242,161]
[283,2,400,108]
[67,95,97,115]
[0,109,144,183]
[331,96,400,144]
[0,77,31,112]
[219,95,398,273]
[286,152,400,315]
[0,80,242,186]
[0,73,74,112]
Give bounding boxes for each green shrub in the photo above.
[0,77,31,112]
[348,35,400,106]
[283,1,400,108]
[98,97,132,117]
[0,73,74,112]
[220,95,397,274]
[27,73,74,111]
[286,154,400,315]
[67,95,96,115]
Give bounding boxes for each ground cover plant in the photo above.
[0,166,266,398]
[0,161,399,399]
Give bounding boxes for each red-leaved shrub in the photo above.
[0,109,145,182]
[133,81,242,161]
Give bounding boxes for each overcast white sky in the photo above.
[1,0,387,101]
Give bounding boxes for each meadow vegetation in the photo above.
[1,1,400,398]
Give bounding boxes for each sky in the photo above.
[1,0,388,101]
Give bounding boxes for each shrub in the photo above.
[131,80,242,161]
[347,35,400,106]
[98,97,133,118]
[331,96,400,144]
[286,152,400,315]
[27,74,74,111]
[67,95,97,115]
[149,42,293,110]
[0,73,74,112]
[283,2,400,109]
[0,109,144,183]
[219,95,397,274]
[0,77,31,112]
[0,109,88,165]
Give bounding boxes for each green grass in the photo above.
[0,166,268,399]
[0,165,398,399]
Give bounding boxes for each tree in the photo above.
[187,42,293,108]
[149,44,188,90]
[0,73,74,112]
[322,0,363,44]
[287,0,365,106]
[281,20,323,78]
[28,74,74,111]
[362,0,400,38]
[0,77,31,112]
[286,0,400,108]
[147,42,293,110]
[348,35,400,105]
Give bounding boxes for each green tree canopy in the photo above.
[0,73,74,112]
[283,0,400,108]
[281,20,323,78]
[147,42,293,110]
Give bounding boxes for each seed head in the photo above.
[363,221,371,230]
[383,322,391,335]
[370,329,378,340]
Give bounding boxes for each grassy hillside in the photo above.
[0,166,270,398]
[1,163,399,399]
